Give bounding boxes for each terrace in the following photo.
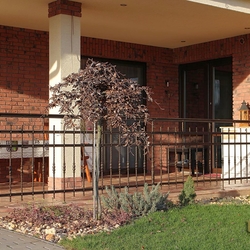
[0,113,249,207]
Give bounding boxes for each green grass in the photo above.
[60,204,250,250]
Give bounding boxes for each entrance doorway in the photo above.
[179,57,232,173]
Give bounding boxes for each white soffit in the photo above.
[188,0,250,14]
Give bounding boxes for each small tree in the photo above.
[48,59,154,219]
[178,175,197,206]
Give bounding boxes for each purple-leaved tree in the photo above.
[48,58,154,219]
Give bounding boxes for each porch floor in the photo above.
[0,171,249,217]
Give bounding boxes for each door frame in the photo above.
[179,57,232,173]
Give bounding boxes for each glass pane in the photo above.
[185,67,207,119]
[214,70,232,120]
[213,67,232,169]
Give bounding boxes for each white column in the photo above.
[221,127,250,181]
[49,14,81,187]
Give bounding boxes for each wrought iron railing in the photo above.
[0,113,250,202]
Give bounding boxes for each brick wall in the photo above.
[81,37,179,118]
[0,25,50,183]
[0,26,180,122]
[48,0,82,18]
[1,25,250,122]
[0,26,49,115]
[1,24,250,180]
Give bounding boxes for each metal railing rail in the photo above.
[0,113,249,202]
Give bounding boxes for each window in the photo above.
[81,57,146,174]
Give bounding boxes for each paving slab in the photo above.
[0,227,65,250]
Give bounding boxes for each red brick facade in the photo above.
[81,37,178,118]
[0,26,49,115]
[48,0,82,18]
[2,25,250,121]
[1,24,250,183]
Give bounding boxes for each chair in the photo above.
[81,147,92,182]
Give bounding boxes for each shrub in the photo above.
[101,183,169,217]
[101,208,132,226]
[178,175,196,206]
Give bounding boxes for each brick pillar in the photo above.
[48,0,82,190]
[48,0,82,18]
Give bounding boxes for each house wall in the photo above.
[0,26,49,114]
[0,25,49,139]
[1,25,250,123]
[0,26,49,182]
[81,37,179,118]
[1,24,250,180]
[0,26,178,124]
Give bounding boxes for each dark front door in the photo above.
[180,57,232,173]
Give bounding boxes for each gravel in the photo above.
[0,196,250,244]
[0,205,127,243]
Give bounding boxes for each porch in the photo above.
[0,113,250,206]
[0,175,249,218]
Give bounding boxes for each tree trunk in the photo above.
[93,120,101,220]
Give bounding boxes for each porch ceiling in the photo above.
[0,0,250,48]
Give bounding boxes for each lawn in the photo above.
[60,204,250,250]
